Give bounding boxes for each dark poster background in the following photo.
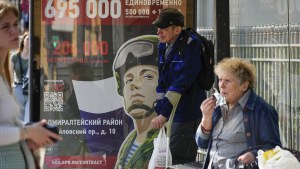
[32,0,191,168]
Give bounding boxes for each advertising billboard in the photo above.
[32,0,193,168]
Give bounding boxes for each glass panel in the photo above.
[196,0,214,58]
[32,0,194,168]
[196,0,213,28]
[229,0,300,151]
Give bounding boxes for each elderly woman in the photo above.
[195,58,281,169]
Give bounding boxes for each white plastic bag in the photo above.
[148,127,172,169]
[257,146,300,169]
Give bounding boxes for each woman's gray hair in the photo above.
[214,57,256,89]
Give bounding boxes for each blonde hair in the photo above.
[0,1,18,18]
[18,31,29,53]
[0,1,19,91]
[214,57,256,89]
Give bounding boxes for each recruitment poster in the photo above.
[34,0,189,168]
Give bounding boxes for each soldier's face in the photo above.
[123,65,158,119]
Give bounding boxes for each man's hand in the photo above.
[151,115,167,129]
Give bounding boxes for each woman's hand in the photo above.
[198,96,216,134]
[26,119,62,148]
[237,152,255,165]
[26,140,40,150]
[200,96,216,120]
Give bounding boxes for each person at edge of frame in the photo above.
[113,35,160,169]
[10,31,29,122]
[151,8,207,165]
[196,57,281,169]
[0,1,62,169]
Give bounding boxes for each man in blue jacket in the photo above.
[151,8,206,165]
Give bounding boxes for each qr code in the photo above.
[44,92,63,112]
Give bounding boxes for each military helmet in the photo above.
[113,35,159,96]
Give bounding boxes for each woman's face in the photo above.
[23,35,29,49]
[0,10,19,50]
[218,71,249,106]
[123,65,158,119]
